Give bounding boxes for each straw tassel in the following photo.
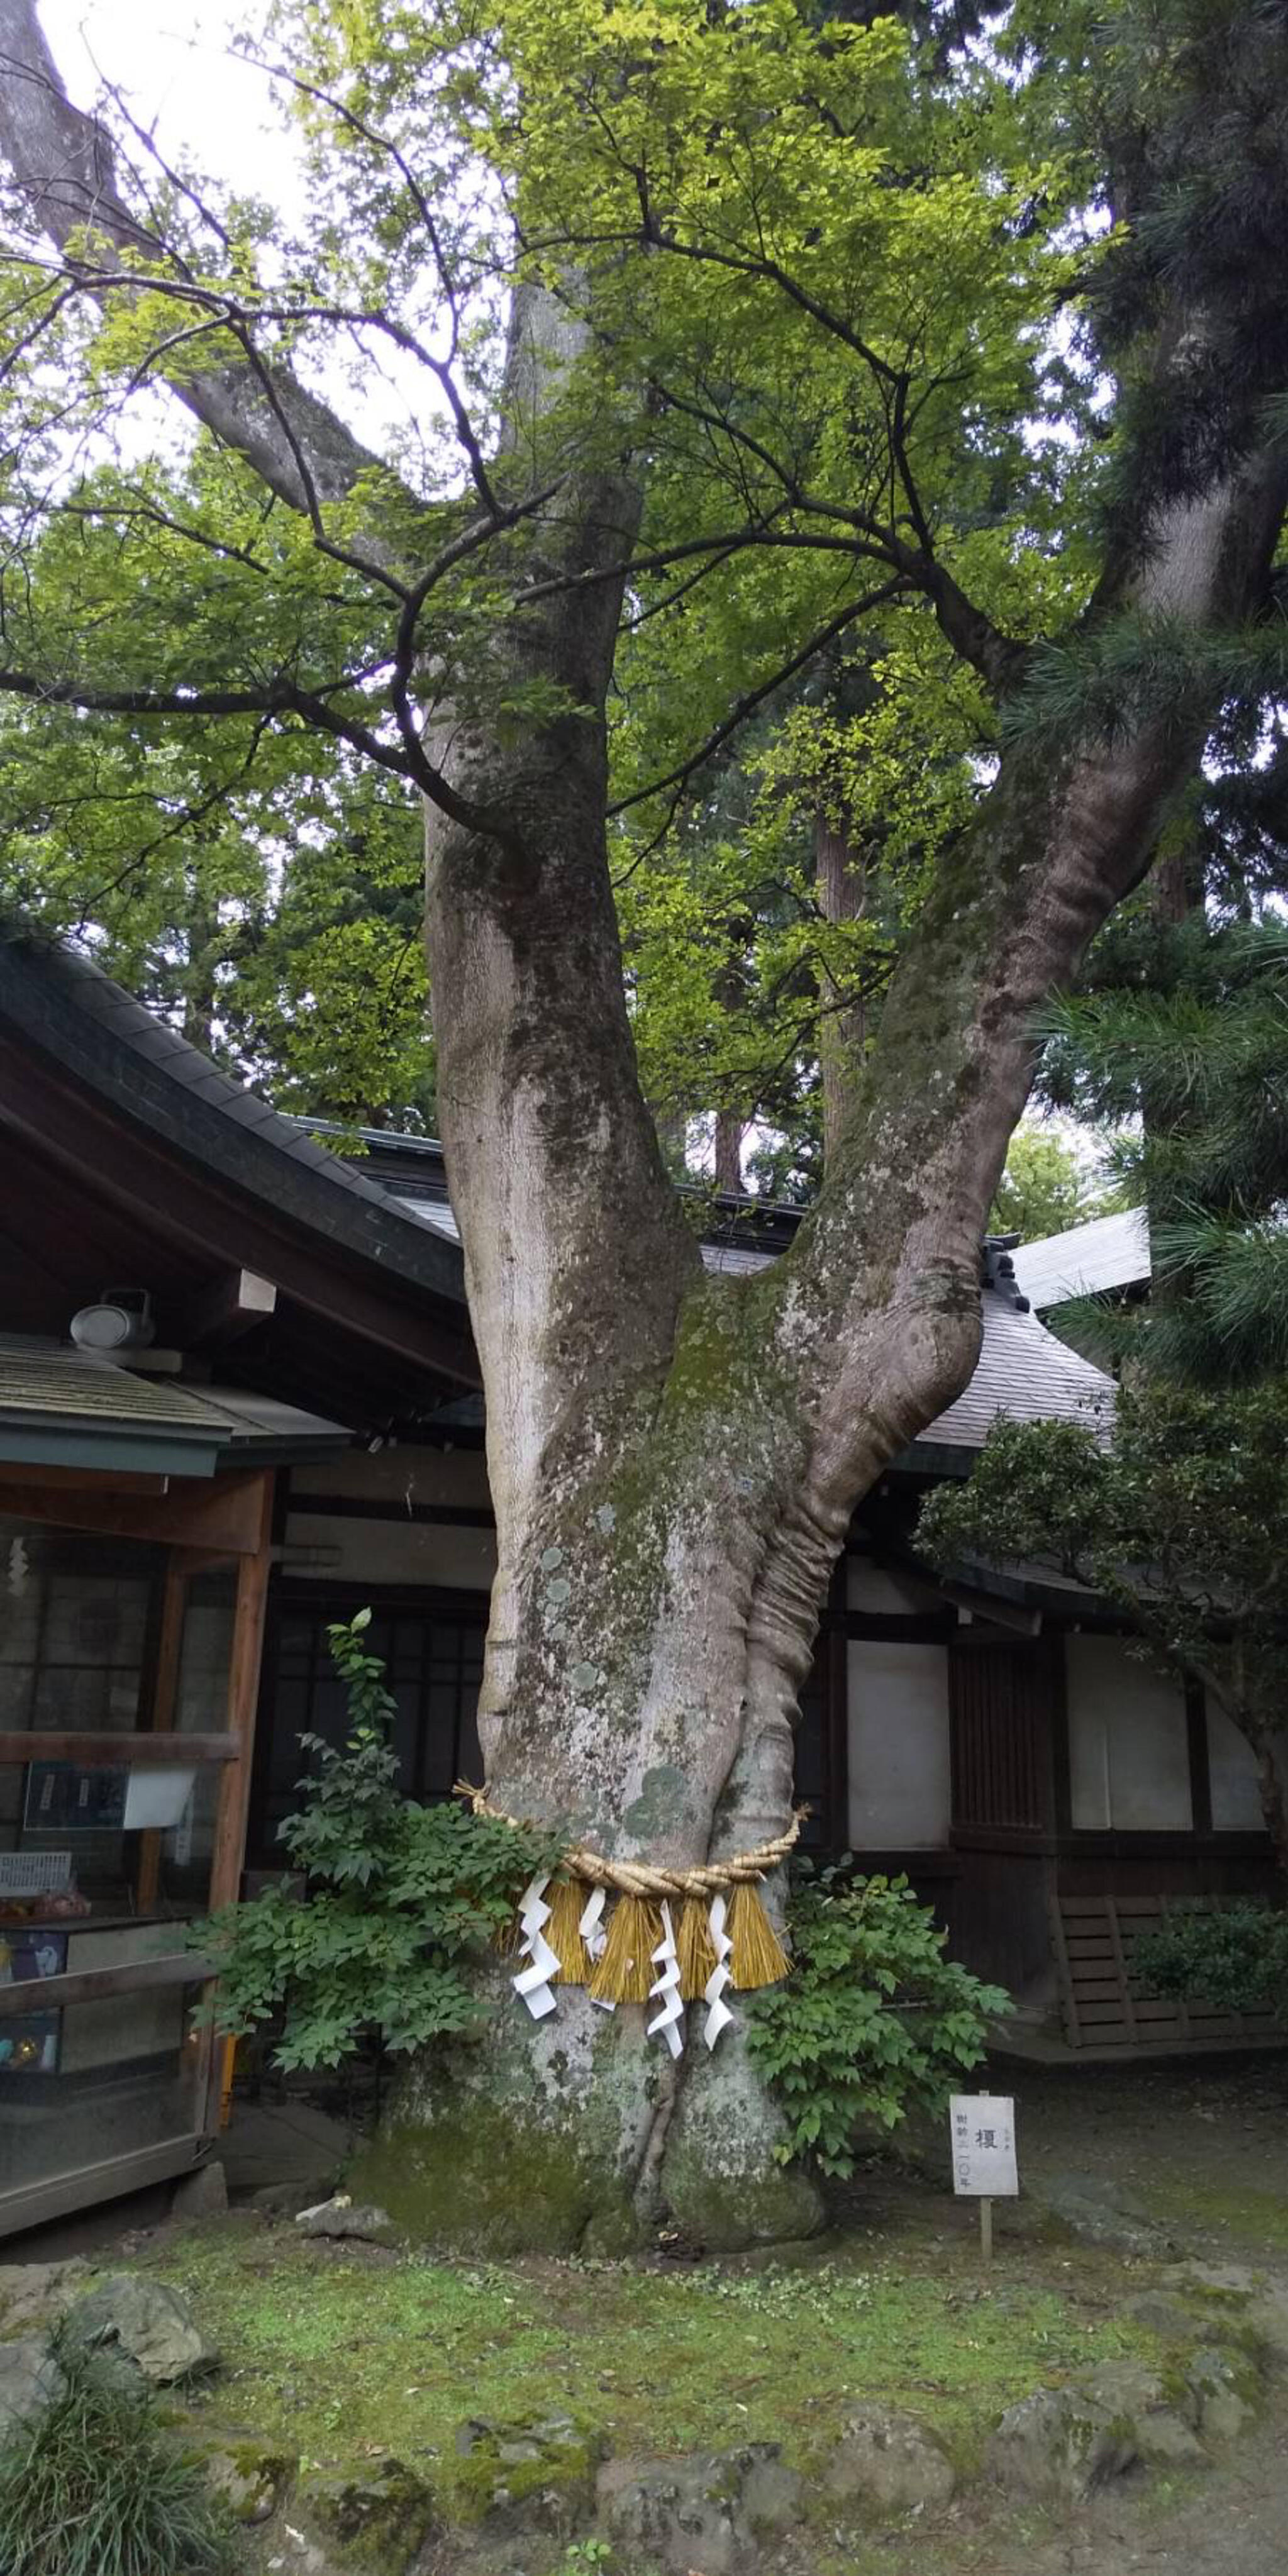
[726,1881,791,1990]
[543,1874,591,1984]
[587,1894,663,2006]
[676,1894,718,2001]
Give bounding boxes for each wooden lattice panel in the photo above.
[1050,1894,1280,2050]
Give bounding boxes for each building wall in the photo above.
[845,1555,953,1850]
[283,1446,496,1593]
[1065,1635,1192,1831]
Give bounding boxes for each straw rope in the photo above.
[456,1782,802,1897]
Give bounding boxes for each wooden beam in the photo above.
[0,1729,237,1765]
[182,1267,277,1347]
[0,1951,209,2018]
[0,1472,270,1555]
[0,1460,169,1497]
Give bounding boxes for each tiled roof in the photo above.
[0,1336,344,1449]
[916,1288,1113,1452]
[0,930,465,1307]
[1012,1206,1150,1310]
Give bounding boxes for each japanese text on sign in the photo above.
[950,2093,1018,2197]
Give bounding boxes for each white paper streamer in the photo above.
[702,1891,735,2051]
[512,1872,560,2020]
[646,1899,684,2060]
[579,1885,616,2013]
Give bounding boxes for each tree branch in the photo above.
[0,3,395,530]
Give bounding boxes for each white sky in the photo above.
[42,4,287,196]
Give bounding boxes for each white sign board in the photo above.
[950,2093,1018,2198]
[122,1766,198,1832]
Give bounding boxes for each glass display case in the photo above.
[0,1485,270,2233]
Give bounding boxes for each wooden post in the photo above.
[208,1472,274,1913]
[980,2196,994,2265]
[199,1472,275,2130]
[135,1557,187,1916]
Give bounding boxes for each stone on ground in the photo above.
[1078,2360,1203,2465]
[452,2412,601,2536]
[1185,2346,1260,2443]
[0,2334,65,2432]
[597,2443,802,2574]
[295,2193,397,2246]
[172,2158,228,2221]
[62,2272,218,2385]
[1037,2172,1174,2258]
[823,2402,957,2512]
[987,2385,1139,2504]
[0,2259,87,2334]
[297,2458,436,2573]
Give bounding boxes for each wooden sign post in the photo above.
[950,2094,1018,2263]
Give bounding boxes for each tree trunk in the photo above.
[346,245,1288,2241]
[713,1108,745,1196]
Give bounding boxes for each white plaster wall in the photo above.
[847,1640,952,1847]
[1066,1635,1192,1830]
[1206,1702,1288,1831]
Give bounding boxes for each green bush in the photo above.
[199,1610,564,2070]
[745,1864,1011,2179]
[1134,1902,1288,2019]
[0,2342,237,2576]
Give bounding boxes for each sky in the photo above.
[42,4,289,197]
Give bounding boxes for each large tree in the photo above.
[1,0,1287,2248]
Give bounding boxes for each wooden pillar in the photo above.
[135,1557,188,1915]
[199,1472,275,2135]
[208,1472,275,1913]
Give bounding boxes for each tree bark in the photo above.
[713,1108,745,1196]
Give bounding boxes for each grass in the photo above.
[148,2221,1169,2502]
[0,2342,237,2576]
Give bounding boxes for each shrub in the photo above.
[0,2342,237,2576]
[745,1864,1011,2179]
[1134,1902,1288,2019]
[199,1610,564,2070]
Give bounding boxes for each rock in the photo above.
[986,2386,1139,2504]
[299,2458,436,2573]
[1128,2289,1212,2341]
[1077,2360,1202,2466]
[452,2411,600,2537]
[251,2178,340,2221]
[0,2260,87,2334]
[62,2273,218,2385]
[171,2160,228,2222]
[204,2440,295,2524]
[0,2334,64,2433]
[1037,2172,1172,2258]
[296,2194,397,2247]
[597,2444,802,2575]
[823,2403,957,2514]
[1163,2262,1288,2367]
[1186,2346,1260,2443]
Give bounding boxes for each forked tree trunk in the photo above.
[347,370,1288,2250]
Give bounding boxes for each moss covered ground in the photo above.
[146,2210,1168,2506]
